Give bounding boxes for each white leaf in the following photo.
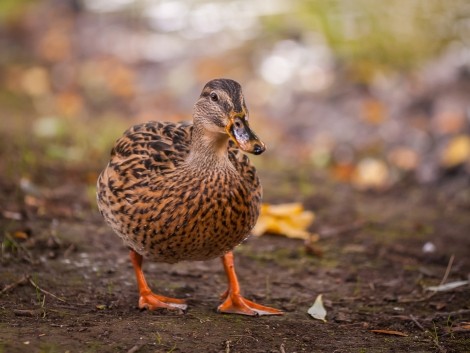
[425,280,469,292]
[308,294,327,322]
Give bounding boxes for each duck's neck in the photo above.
[186,123,232,170]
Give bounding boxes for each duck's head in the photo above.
[193,78,266,155]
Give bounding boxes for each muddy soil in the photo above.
[0,171,469,353]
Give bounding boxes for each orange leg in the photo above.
[129,250,187,311]
[217,251,283,316]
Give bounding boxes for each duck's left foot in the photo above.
[139,291,188,311]
[217,292,283,316]
[218,252,283,316]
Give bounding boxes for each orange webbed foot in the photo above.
[218,291,283,316]
[218,252,283,316]
[129,250,187,312]
[138,290,187,311]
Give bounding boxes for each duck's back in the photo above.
[97,121,262,263]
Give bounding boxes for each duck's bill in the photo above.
[226,116,266,155]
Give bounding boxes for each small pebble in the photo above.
[422,241,436,253]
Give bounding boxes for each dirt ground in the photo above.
[1,168,469,353]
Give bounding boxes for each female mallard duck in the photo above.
[97,78,282,316]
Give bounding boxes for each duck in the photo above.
[96,78,282,316]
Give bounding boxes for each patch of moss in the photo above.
[450,337,470,352]
[38,343,60,353]
[356,305,381,314]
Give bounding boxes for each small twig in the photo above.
[417,254,456,302]
[430,309,470,320]
[0,275,29,295]
[231,334,258,342]
[13,308,44,317]
[52,304,84,310]
[409,314,426,332]
[127,344,144,353]
[63,243,76,258]
[265,275,272,301]
[439,254,455,286]
[28,277,66,303]
[431,322,447,353]
[433,338,447,353]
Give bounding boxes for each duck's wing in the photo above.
[97,121,193,205]
[111,121,192,172]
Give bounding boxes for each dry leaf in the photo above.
[429,302,446,310]
[441,135,470,168]
[433,110,466,135]
[21,67,50,97]
[252,203,315,239]
[308,294,327,322]
[352,158,389,190]
[370,329,408,337]
[449,322,470,333]
[55,91,84,118]
[13,231,29,240]
[38,26,72,62]
[388,147,419,171]
[2,210,23,221]
[362,98,387,124]
[331,163,355,182]
[261,203,304,216]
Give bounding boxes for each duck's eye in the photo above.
[210,92,219,102]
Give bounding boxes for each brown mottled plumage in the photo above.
[97,79,282,316]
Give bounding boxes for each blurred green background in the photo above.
[1,0,469,203]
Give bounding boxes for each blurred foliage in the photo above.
[0,0,469,195]
[296,0,469,80]
[0,0,33,21]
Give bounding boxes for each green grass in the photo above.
[262,0,469,81]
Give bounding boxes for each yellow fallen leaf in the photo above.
[441,135,470,168]
[276,220,311,239]
[285,210,315,229]
[252,203,315,239]
[261,203,304,216]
